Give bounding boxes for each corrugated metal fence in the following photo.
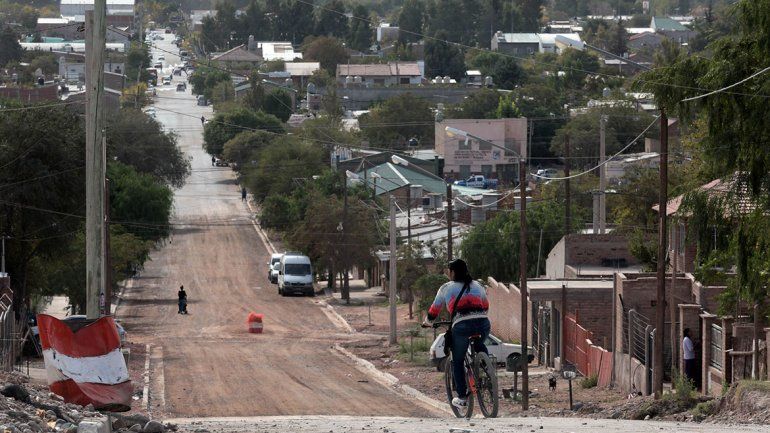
[564,312,613,387]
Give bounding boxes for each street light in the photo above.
[443,126,530,411]
[390,155,454,261]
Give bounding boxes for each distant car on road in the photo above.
[162,78,171,86]
[214,157,228,167]
[158,54,165,61]
[429,332,533,371]
[268,253,283,282]
[197,95,207,106]
[176,82,186,91]
[453,175,498,189]
[278,254,314,296]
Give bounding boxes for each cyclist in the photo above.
[423,258,490,409]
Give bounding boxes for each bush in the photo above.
[579,374,598,389]
[671,370,696,403]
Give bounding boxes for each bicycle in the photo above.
[428,321,499,418]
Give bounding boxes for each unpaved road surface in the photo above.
[117,34,440,418]
[167,415,770,433]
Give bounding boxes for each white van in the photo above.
[268,253,283,283]
[278,254,314,296]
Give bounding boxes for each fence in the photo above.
[710,324,723,370]
[563,313,613,386]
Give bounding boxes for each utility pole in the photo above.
[599,115,607,234]
[85,4,107,320]
[103,176,111,316]
[389,195,398,345]
[446,184,453,261]
[654,110,668,398]
[342,172,349,304]
[1,235,7,274]
[406,186,411,247]
[564,135,571,236]
[519,156,529,410]
[670,220,678,373]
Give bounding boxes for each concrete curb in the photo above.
[245,200,276,254]
[317,300,355,334]
[112,277,133,317]
[143,343,151,412]
[332,344,452,416]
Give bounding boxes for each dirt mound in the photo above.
[712,381,770,424]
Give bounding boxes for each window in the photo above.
[458,139,470,150]
[504,139,519,156]
[481,165,493,177]
[478,139,492,151]
[459,165,471,178]
[400,77,410,85]
[285,264,311,275]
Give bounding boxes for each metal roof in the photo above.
[497,33,540,44]
[651,17,688,31]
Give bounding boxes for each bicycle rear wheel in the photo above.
[444,353,474,418]
[474,352,499,418]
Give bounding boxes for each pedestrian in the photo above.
[200,115,205,125]
[211,155,215,166]
[241,187,247,202]
[178,285,188,314]
[682,328,696,384]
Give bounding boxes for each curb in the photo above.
[245,200,276,254]
[317,301,355,334]
[332,344,452,416]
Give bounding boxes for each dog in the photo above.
[548,375,558,391]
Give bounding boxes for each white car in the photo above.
[268,253,283,281]
[269,263,280,284]
[429,332,534,371]
[158,54,165,61]
[162,78,171,86]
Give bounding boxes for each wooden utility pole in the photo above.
[654,110,668,398]
[670,222,678,373]
[564,135,571,236]
[519,157,529,410]
[85,4,107,319]
[103,175,111,317]
[599,115,607,234]
[389,196,398,345]
[446,183,453,261]
[342,173,349,304]
[406,186,411,246]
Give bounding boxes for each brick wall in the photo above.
[564,234,639,267]
[486,277,531,343]
[563,289,614,348]
[0,85,58,103]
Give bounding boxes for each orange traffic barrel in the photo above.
[247,312,263,334]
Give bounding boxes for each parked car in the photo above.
[268,253,283,281]
[158,54,165,61]
[278,253,314,296]
[162,78,171,86]
[176,82,186,91]
[196,95,207,106]
[453,175,499,189]
[214,157,228,167]
[534,168,559,182]
[269,263,280,284]
[429,332,534,371]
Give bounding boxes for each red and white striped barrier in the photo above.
[37,314,132,411]
[247,312,263,334]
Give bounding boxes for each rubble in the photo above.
[0,372,170,433]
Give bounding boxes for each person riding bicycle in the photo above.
[423,258,490,410]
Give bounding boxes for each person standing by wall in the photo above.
[682,328,696,384]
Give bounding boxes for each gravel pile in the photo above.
[0,372,175,433]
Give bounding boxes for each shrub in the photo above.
[579,374,598,389]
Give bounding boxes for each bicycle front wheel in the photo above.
[444,353,474,418]
[474,352,499,418]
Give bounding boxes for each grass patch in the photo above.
[579,374,598,389]
[735,380,770,396]
[666,370,696,404]
[691,400,717,419]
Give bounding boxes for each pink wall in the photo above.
[435,118,528,176]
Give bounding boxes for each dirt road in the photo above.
[166,415,770,433]
[117,35,439,418]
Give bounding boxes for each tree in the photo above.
[348,4,372,52]
[358,93,434,149]
[285,0,316,44]
[260,194,300,230]
[517,0,543,32]
[189,66,231,101]
[263,89,294,122]
[0,26,22,67]
[608,20,628,56]
[468,51,524,90]
[398,0,424,44]
[211,80,235,107]
[413,273,449,318]
[424,30,465,80]
[447,88,501,119]
[461,200,585,282]
[495,93,521,118]
[243,136,326,201]
[549,105,656,168]
[558,48,600,89]
[315,0,348,39]
[203,108,284,156]
[125,42,151,83]
[107,109,190,188]
[397,242,428,319]
[222,130,276,167]
[303,36,350,75]
[108,162,173,241]
[0,103,86,311]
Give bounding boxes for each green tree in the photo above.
[397,242,428,319]
[211,80,235,107]
[608,20,629,56]
[0,26,23,67]
[447,88,501,119]
[315,0,348,39]
[413,273,449,317]
[263,89,294,122]
[468,51,524,90]
[285,0,316,44]
[203,107,284,156]
[303,36,350,76]
[108,162,173,241]
[558,48,600,89]
[398,0,424,44]
[189,66,231,101]
[348,4,372,52]
[424,30,466,80]
[107,109,190,188]
[125,42,151,83]
[260,194,300,230]
[244,136,326,201]
[517,0,543,32]
[358,93,434,148]
[222,130,275,167]
[495,93,521,118]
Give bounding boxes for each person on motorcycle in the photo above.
[423,259,490,409]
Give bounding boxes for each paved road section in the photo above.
[118,34,440,418]
[167,415,770,433]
